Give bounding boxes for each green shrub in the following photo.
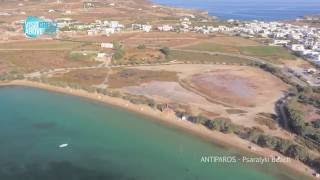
[160,47,170,57]
[137,44,146,49]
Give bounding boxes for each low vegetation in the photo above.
[0,71,24,81]
[0,50,97,74]
[170,50,253,64]
[68,51,97,61]
[255,115,278,130]
[160,47,171,58]
[240,46,297,60]
[0,40,82,50]
[182,39,296,64]
[48,69,109,87]
[112,41,125,60]
[226,109,248,114]
[108,68,178,88]
[285,98,320,152]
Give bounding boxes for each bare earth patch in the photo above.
[190,72,256,107]
[127,64,288,136]
[186,67,288,108]
[125,81,227,116]
[108,68,178,88]
[0,50,97,73]
[48,68,109,87]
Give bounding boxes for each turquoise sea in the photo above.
[0,86,310,180]
[152,0,320,21]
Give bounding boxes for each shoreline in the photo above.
[0,80,317,179]
[149,0,319,22]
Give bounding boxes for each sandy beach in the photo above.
[0,80,317,179]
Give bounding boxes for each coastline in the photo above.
[0,80,316,179]
[149,0,320,21]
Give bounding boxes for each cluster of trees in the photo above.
[245,128,307,159]
[174,111,242,134]
[256,63,304,90]
[174,108,320,173]
[257,61,320,146]
[298,94,320,108]
[111,44,170,65]
[160,47,171,58]
[246,128,320,172]
[0,71,24,81]
[285,100,320,149]
[122,94,156,108]
[137,44,146,50]
[285,103,306,135]
[313,120,320,129]
[112,41,125,60]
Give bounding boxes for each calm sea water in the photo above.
[152,0,320,21]
[0,86,309,180]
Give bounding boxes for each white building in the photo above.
[291,44,305,52]
[87,29,99,36]
[103,28,115,35]
[313,42,320,51]
[272,40,290,46]
[142,25,152,32]
[101,43,114,49]
[55,18,75,28]
[158,25,173,32]
[97,53,106,58]
[110,21,120,28]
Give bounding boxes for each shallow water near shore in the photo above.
[0,86,310,180]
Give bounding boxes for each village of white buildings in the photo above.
[1,2,320,78]
[6,11,320,61]
[60,15,320,65]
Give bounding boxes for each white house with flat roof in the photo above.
[272,40,290,46]
[158,25,173,32]
[291,44,305,52]
[101,43,113,49]
[142,25,152,32]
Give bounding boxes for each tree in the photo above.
[274,139,292,154]
[137,44,146,49]
[286,104,306,135]
[160,47,170,57]
[203,120,215,130]
[112,41,125,60]
[257,135,280,149]
[285,144,307,161]
[312,120,320,128]
[311,158,320,173]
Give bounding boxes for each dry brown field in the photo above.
[48,68,109,86]
[108,68,178,88]
[114,64,289,138]
[0,50,97,73]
